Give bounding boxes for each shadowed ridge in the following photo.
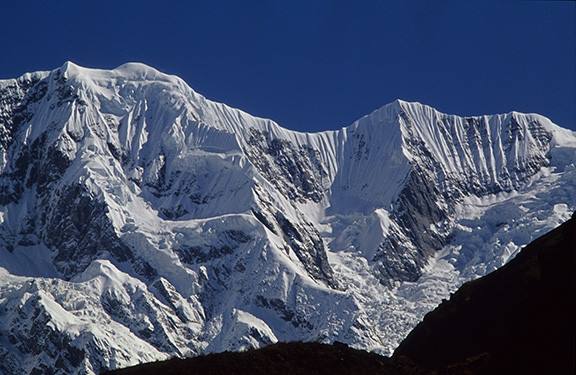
[394,214,576,374]
[104,342,423,375]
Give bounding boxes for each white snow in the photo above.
[0,62,574,374]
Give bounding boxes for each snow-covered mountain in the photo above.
[0,62,574,374]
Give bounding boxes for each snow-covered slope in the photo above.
[0,62,574,374]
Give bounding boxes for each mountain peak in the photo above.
[55,61,181,85]
[112,62,176,82]
[391,98,414,106]
[60,60,80,71]
[368,99,432,120]
[59,60,91,79]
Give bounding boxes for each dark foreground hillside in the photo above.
[105,341,421,375]
[395,213,576,374]
[108,214,575,375]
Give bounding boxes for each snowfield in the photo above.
[0,62,574,374]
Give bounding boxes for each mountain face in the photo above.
[0,62,574,374]
[107,212,576,375]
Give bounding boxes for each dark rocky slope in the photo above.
[394,212,576,374]
[105,342,421,375]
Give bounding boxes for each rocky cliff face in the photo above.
[0,62,575,374]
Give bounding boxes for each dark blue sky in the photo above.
[1,1,574,131]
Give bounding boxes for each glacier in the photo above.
[0,62,574,374]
